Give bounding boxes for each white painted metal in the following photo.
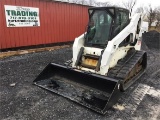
[83,47,103,56]
[72,13,147,75]
[100,13,142,75]
[134,21,149,50]
[72,34,84,67]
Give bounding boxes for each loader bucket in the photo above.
[33,63,121,114]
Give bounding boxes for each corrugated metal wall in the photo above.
[0,0,89,49]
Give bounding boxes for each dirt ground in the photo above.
[0,42,160,120]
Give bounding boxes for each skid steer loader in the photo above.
[33,7,147,114]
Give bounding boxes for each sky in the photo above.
[96,0,160,8]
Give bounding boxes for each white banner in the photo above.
[4,5,40,27]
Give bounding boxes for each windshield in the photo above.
[85,10,112,47]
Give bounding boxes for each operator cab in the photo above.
[85,7,130,48]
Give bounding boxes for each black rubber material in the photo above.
[108,50,147,91]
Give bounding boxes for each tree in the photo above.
[122,0,136,14]
[136,7,144,14]
[100,2,111,7]
[94,1,101,6]
[135,6,147,20]
[88,0,95,6]
[155,7,160,28]
[71,0,78,2]
[94,1,111,7]
[77,0,87,5]
[146,4,157,27]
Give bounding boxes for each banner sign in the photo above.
[4,5,40,27]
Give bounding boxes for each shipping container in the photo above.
[0,0,89,49]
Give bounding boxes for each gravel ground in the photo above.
[0,42,160,120]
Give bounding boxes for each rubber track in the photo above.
[108,51,145,81]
